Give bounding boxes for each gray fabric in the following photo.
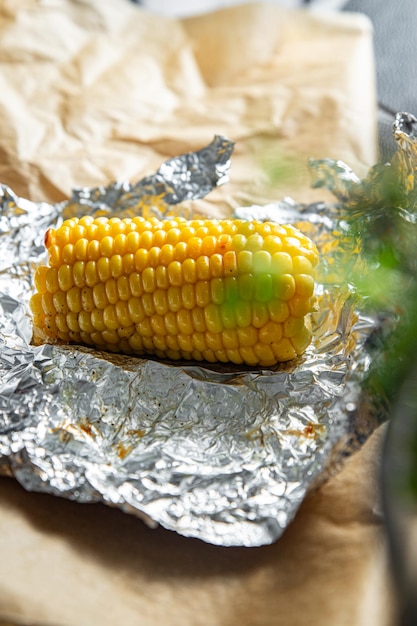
[344,0,417,161]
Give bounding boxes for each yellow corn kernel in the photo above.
[153,289,169,316]
[196,256,210,280]
[160,244,174,266]
[53,291,68,315]
[201,235,216,256]
[142,294,154,317]
[45,268,59,293]
[105,278,118,304]
[181,284,196,310]
[142,267,156,293]
[183,258,197,283]
[192,332,208,352]
[115,301,132,327]
[284,316,304,338]
[110,255,123,279]
[191,307,206,333]
[81,288,95,312]
[85,261,98,287]
[56,313,69,333]
[57,264,74,291]
[78,310,94,333]
[62,244,75,264]
[246,233,263,252]
[271,252,293,275]
[166,228,181,246]
[144,247,158,268]
[48,245,61,268]
[253,250,271,273]
[135,249,148,272]
[289,296,313,318]
[167,261,182,287]
[259,321,282,344]
[153,335,168,352]
[123,253,135,274]
[263,235,282,254]
[235,301,252,328]
[75,238,88,261]
[66,287,82,313]
[252,302,269,328]
[195,280,211,308]
[102,329,119,344]
[225,348,244,364]
[41,292,55,316]
[164,311,178,335]
[272,338,296,362]
[128,297,145,324]
[91,309,106,331]
[187,237,202,258]
[274,274,296,301]
[150,314,166,336]
[220,302,236,329]
[129,273,143,298]
[268,300,289,323]
[31,215,318,366]
[254,274,273,303]
[206,332,223,352]
[238,250,252,274]
[174,242,188,262]
[210,278,225,304]
[295,274,315,298]
[238,273,255,301]
[253,343,275,365]
[66,311,80,333]
[166,335,179,352]
[155,265,169,289]
[292,255,313,275]
[204,303,222,334]
[117,275,131,301]
[167,286,181,312]
[223,250,237,275]
[177,309,193,335]
[291,325,312,355]
[97,257,111,282]
[237,326,257,347]
[100,236,114,257]
[127,231,140,253]
[73,261,86,288]
[222,329,239,350]
[209,253,223,278]
[92,283,108,310]
[103,304,119,330]
[114,233,127,255]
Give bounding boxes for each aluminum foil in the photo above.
[0,132,391,547]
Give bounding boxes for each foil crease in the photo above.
[0,132,394,547]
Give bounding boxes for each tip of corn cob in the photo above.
[30,215,319,368]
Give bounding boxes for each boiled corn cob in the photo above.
[30,215,319,367]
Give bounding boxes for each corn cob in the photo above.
[30,215,319,367]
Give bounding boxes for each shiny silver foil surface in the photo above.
[0,135,386,547]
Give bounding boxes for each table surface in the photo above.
[0,2,397,624]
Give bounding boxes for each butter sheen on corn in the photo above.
[30,215,319,367]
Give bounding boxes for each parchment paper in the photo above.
[0,1,392,624]
[0,0,376,210]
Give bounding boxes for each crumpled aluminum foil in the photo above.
[0,132,390,547]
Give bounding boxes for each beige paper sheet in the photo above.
[0,1,391,624]
[0,0,376,211]
[0,426,395,626]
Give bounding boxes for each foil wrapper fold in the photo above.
[0,130,401,547]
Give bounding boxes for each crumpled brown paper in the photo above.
[0,1,392,625]
[0,0,376,211]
